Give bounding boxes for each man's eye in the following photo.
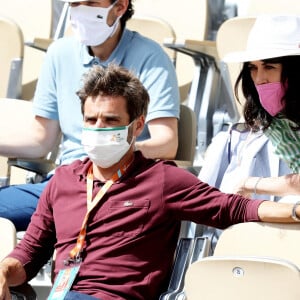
[105,118,119,124]
[85,118,97,124]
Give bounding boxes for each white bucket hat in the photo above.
[224,15,300,62]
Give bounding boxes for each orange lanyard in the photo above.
[66,160,132,265]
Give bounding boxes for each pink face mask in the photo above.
[255,82,286,116]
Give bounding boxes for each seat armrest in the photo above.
[7,157,56,176]
[10,283,37,300]
[164,39,219,61]
[25,37,53,52]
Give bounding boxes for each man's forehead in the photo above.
[84,95,129,117]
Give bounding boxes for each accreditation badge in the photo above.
[47,265,80,300]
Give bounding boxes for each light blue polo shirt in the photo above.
[33,29,180,166]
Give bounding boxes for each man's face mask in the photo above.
[81,122,134,168]
[70,2,120,46]
[255,82,286,116]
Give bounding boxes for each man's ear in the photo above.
[134,115,145,137]
[114,0,128,17]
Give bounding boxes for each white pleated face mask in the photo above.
[70,3,120,46]
[81,122,134,168]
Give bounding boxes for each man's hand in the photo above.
[0,258,26,300]
[0,267,11,300]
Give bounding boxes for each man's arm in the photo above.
[0,257,26,299]
[258,200,300,222]
[0,115,60,159]
[135,117,178,159]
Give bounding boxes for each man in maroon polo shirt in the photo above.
[1,64,300,300]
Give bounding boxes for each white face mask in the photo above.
[81,123,134,168]
[70,3,120,46]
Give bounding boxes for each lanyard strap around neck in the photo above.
[67,160,132,263]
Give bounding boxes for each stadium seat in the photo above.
[0,16,24,99]
[0,0,54,100]
[184,222,300,299]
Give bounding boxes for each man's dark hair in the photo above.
[77,64,149,122]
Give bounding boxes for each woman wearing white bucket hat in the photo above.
[226,15,300,198]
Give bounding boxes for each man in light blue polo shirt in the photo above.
[0,0,180,230]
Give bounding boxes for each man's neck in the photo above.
[90,23,123,61]
[92,150,135,182]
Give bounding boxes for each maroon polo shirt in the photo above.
[10,151,262,300]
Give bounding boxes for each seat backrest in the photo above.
[214,222,300,268]
[216,16,255,114]
[133,0,209,41]
[0,16,24,99]
[175,104,197,167]
[242,0,300,16]
[127,15,176,63]
[184,256,300,300]
[0,98,33,182]
[126,15,193,102]
[0,217,17,261]
[0,0,53,41]
[0,0,54,100]
[132,0,210,103]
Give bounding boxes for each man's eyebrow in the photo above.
[83,114,97,120]
[83,114,122,121]
[104,115,121,120]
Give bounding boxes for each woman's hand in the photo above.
[232,177,253,197]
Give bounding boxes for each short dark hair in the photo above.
[234,56,300,131]
[77,64,149,122]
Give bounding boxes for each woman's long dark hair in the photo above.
[234,56,300,131]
